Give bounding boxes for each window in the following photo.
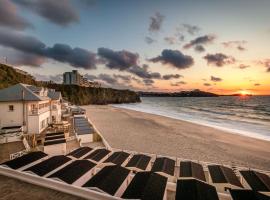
[41,120,45,129]
[9,105,14,111]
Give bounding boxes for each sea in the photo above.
[113,96,270,141]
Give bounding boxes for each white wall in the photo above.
[51,100,62,122]
[78,134,93,143]
[44,143,66,155]
[0,99,59,134]
[0,102,24,127]
[27,101,51,134]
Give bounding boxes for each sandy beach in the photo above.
[83,105,270,170]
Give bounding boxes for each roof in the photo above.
[240,170,270,191]
[0,83,50,102]
[180,161,206,182]
[46,132,64,137]
[44,139,66,146]
[83,165,130,195]
[45,135,65,141]
[67,147,92,158]
[229,189,270,200]
[176,179,219,200]
[1,151,47,169]
[126,154,151,170]
[49,160,96,184]
[103,151,130,165]
[122,172,168,200]
[24,155,71,176]
[74,117,94,135]
[84,148,111,162]
[151,157,175,176]
[48,90,62,100]
[208,165,242,187]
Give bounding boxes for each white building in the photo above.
[48,89,62,123]
[0,83,62,135]
[63,70,82,86]
[63,70,100,88]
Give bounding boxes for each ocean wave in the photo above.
[113,96,270,141]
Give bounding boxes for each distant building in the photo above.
[63,70,100,88]
[0,83,62,134]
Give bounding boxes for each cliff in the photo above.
[139,89,219,97]
[0,63,141,105]
[45,83,140,105]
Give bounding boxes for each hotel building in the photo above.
[0,83,62,134]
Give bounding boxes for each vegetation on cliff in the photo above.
[45,83,141,105]
[139,89,219,97]
[0,63,141,105]
[0,63,38,89]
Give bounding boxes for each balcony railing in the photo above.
[30,108,38,115]
[29,107,50,115]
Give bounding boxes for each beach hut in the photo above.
[23,155,72,176]
[43,132,67,155]
[102,151,130,166]
[125,154,152,172]
[48,160,96,185]
[180,161,206,182]
[151,157,175,177]
[240,170,270,192]
[122,171,168,200]
[228,189,270,200]
[84,148,111,162]
[73,115,94,143]
[67,146,93,159]
[1,151,47,170]
[175,178,219,200]
[208,165,243,192]
[83,165,131,197]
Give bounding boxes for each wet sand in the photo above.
[83,105,270,170]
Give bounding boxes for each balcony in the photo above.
[29,108,38,115]
[29,107,50,115]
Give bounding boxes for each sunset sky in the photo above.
[0,0,269,94]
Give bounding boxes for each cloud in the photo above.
[254,83,260,86]
[203,53,236,67]
[210,76,222,82]
[13,0,79,26]
[222,40,247,51]
[98,47,139,70]
[238,64,250,69]
[182,24,200,35]
[45,44,97,69]
[194,45,205,53]
[171,81,186,86]
[143,79,154,86]
[0,28,97,69]
[84,74,97,80]
[150,49,194,69]
[0,0,32,30]
[257,59,270,72]
[34,73,63,83]
[204,83,211,86]
[128,64,161,79]
[164,37,177,45]
[98,73,118,85]
[88,73,146,90]
[148,12,165,32]
[162,74,182,80]
[145,36,156,44]
[184,35,215,52]
[0,46,45,66]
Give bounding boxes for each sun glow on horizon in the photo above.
[238,90,252,96]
